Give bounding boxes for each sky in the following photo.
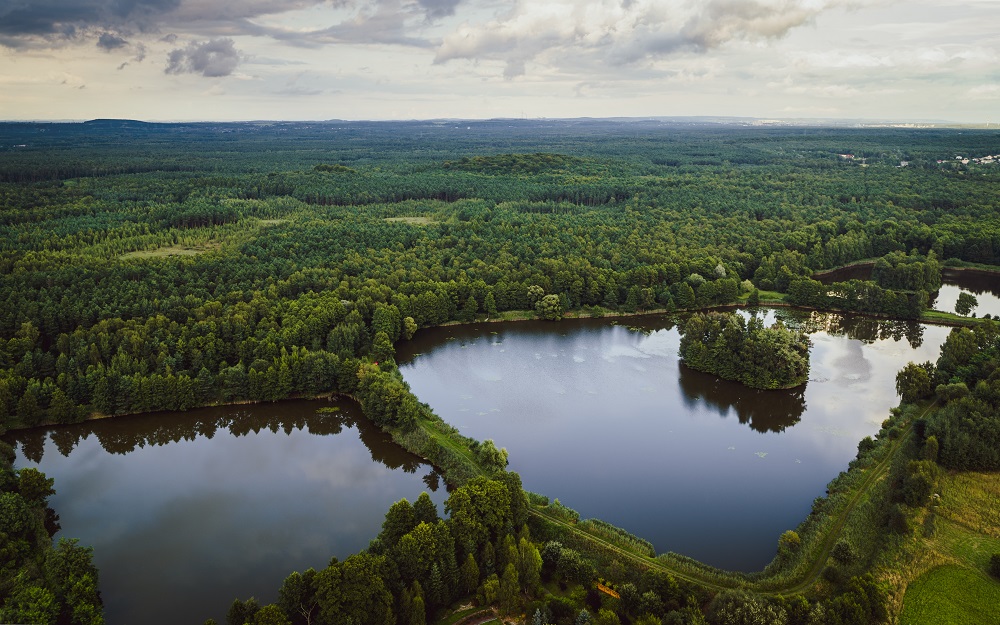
[1,0,998,122]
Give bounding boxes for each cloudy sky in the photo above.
[1,0,998,122]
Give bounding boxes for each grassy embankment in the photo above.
[399,387,933,598]
[892,471,1000,624]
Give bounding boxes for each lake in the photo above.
[397,310,951,572]
[6,269,993,618]
[5,399,446,625]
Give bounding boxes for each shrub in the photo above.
[832,540,855,565]
[990,554,1000,580]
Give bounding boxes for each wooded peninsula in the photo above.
[1,119,999,625]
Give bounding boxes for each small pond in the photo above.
[815,265,1000,317]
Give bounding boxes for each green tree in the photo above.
[17,468,55,505]
[227,598,260,625]
[410,593,426,625]
[706,589,787,625]
[44,538,103,625]
[955,292,978,316]
[413,492,439,525]
[895,362,933,404]
[16,386,43,426]
[445,477,512,558]
[278,569,317,625]
[47,388,79,424]
[535,294,563,321]
[252,605,291,625]
[478,573,500,606]
[461,295,479,322]
[594,608,621,625]
[315,553,393,625]
[832,540,855,565]
[403,317,418,340]
[372,331,394,363]
[922,435,939,462]
[460,553,480,596]
[476,439,509,473]
[777,530,800,556]
[517,538,542,593]
[379,499,416,549]
[1,584,59,625]
[498,563,519,616]
[527,285,545,307]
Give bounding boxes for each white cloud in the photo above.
[1,0,999,122]
[435,0,863,77]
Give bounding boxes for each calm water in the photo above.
[935,269,1000,317]
[5,400,445,625]
[816,265,1000,317]
[397,310,951,571]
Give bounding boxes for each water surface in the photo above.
[398,310,950,571]
[6,400,445,625]
[816,265,1000,317]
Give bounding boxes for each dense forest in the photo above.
[2,120,1000,624]
[3,121,1000,432]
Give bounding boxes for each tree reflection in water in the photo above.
[677,363,806,433]
[4,399,435,483]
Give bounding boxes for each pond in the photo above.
[397,310,952,572]
[815,264,1000,317]
[4,399,446,625]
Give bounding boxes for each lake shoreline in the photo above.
[1,296,981,435]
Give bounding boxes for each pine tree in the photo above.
[460,553,480,597]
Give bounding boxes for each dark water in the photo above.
[397,310,951,572]
[816,265,1000,317]
[935,269,1000,317]
[813,263,874,283]
[5,400,446,625]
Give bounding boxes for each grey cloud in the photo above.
[0,0,181,43]
[165,38,241,77]
[241,1,434,49]
[418,0,460,20]
[0,0,442,53]
[0,0,330,48]
[97,32,129,50]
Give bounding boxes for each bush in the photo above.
[832,540,855,565]
[990,554,1000,580]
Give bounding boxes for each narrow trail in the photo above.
[528,402,934,597]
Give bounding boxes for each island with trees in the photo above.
[2,119,1000,625]
[679,312,811,390]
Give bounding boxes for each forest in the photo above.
[2,119,1000,624]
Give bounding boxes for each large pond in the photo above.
[398,310,951,572]
[4,400,446,625]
